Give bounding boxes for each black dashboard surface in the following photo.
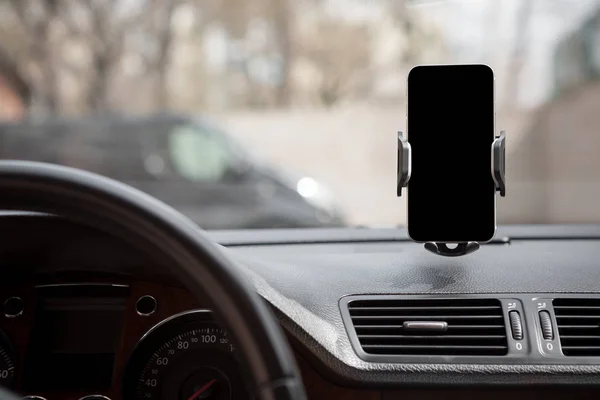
[214,225,600,386]
[5,214,600,387]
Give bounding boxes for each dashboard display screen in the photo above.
[23,285,128,391]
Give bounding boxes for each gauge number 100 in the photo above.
[177,334,221,350]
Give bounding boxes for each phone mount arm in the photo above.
[397,130,506,257]
[492,131,506,197]
[397,131,411,196]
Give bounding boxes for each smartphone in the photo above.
[407,64,495,243]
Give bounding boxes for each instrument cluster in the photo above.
[0,279,247,400]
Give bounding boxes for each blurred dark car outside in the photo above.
[0,113,347,229]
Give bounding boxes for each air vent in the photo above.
[347,298,508,356]
[554,298,600,356]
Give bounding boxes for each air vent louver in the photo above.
[554,298,600,356]
[348,298,508,356]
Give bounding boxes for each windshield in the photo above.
[0,0,598,229]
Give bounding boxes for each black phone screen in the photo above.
[407,64,495,242]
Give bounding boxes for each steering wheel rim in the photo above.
[0,160,306,400]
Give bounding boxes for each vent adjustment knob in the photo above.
[539,310,554,340]
[508,311,523,340]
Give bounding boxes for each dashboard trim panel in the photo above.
[6,215,600,389]
[230,233,600,386]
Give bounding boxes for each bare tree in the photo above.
[297,18,371,106]
[504,0,533,110]
[7,0,60,113]
[269,0,292,107]
[388,0,447,65]
[1,0,184,114]
[80,1,123,111]
[154,0,178,109]
[203,0,296,108]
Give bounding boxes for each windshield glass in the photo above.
[0,0,598,229]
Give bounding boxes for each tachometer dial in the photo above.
[123,311,250,400]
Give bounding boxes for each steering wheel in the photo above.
[0,161,306,400]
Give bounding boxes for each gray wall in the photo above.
[500,80,600,224]
[217,104,558,227]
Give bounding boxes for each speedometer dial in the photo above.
[123,310,250,400]
[0,330,16,390]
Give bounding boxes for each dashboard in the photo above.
[0,278,225,400]
[3,213,600,399]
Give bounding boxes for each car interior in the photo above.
[1,1,600,400]
[1,163,600,400]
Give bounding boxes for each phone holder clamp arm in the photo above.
[397,130,506,257]
[397,131,411,197]
[492,130,506,197]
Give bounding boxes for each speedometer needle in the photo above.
[187,378,217,400]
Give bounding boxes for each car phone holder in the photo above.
[397,130,506,257]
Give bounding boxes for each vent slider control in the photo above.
[403,321,448,332]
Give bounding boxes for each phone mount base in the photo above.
[424,241,480,257]
[397,130,506,257]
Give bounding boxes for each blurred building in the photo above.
[501,3,600,224]
[410,0,600,109]
[552,6,600,96]
[0,47,29,121]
